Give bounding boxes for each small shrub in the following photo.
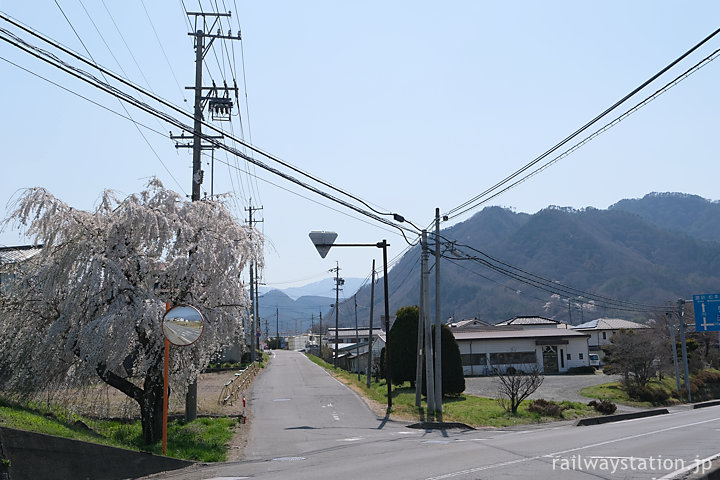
[589,399,616,415]
[528,398,565,417]
[626,385,670,405]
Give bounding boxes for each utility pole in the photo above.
[354,295,360,381]
[276,307,280,349]
[255,262,261,350]
[245,202,263,361]
[176,10,240,422]
[667,310,681,394]
[422,230,435,414]
[319,310,323,360]
[330,262,343,368]
[415,233,426,407]
[367,260,375,388]
[434,207,443,415]
[678,299,692,402]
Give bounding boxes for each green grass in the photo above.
[306,354,595,427]
[0,398,236,462]
[579,376,682,408]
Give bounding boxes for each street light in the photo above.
[309,231,393,410]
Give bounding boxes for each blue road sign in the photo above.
[693,294,720,332]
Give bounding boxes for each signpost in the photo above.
[693,294,720,332]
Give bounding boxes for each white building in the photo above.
[572,318,648,361]
[453,325,591,375]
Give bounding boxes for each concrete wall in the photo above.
[0,427,192,480]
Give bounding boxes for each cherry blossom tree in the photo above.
[0,179,261,443]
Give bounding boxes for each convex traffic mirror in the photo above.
[162,304,205,346]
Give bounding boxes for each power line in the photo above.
[445,45,720,220]
[0,12,419,235]
[444,26,720,221]
[0,21,418,240]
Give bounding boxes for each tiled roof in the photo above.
[573,318,648,331]
[0,245,42,264]
[496,316,560,326]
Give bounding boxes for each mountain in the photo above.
[334,194,720,329]
[258,277,366,300]
[610,192,720,242]
[257,289,334,336]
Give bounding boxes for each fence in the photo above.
[217,363,258,406]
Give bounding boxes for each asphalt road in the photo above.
[143,351,720,480]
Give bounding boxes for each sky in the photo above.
[1,1,719,298]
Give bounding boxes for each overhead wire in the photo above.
[444,26,720,221]
[441,239,669,313]
[0,53,186,195]
[139,0,186,102]
[0,14,419,239]
[0,12,416,233]
[446,45,720,220]
[53,1,187,195]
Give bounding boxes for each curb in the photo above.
[575,408,669,426]
[407,422,475,430]
[693,400,720,409]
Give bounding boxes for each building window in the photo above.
[602,332,607,340]
[461,353,487,366]
[567,353,571,360]
[490,351,536,365]
[579,353,584,360]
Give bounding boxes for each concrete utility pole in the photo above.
[678,299,692,402]
[422,230,435,414]
[354,295,360,381]
[415,243,425,407]
[276,307,279,349]
[434,208,443,415]
[246,203,263,363]
[319,310,323,359]
[367,260,375,388]
[331,262,343,368]
[179,10,241,423]
[667,311,681,394]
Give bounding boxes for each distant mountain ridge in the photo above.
[257,278,365,336]
[334,192,720,328]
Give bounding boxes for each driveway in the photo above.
[464,372,620,404]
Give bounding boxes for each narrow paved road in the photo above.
[244,349,395,459]
[143,351,720,480]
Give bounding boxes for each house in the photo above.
[572,318,648,361]
[495,315,571,329]
[329,329,386,375]
[447,317,492,328]
[0,245,42,295]
[452,324,590,375]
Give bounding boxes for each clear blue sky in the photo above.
[1,1,719,296]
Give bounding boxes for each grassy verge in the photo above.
[0,398,235,462]
[579,376,682,408]
[306,354,595,427]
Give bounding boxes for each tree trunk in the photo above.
[140,368,165,444]
[97,354,165,445]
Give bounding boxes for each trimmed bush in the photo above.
[626,385,670,405]
[588,399,617,415]
[528,398,565,417]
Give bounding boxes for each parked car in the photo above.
[588,353,601,369]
